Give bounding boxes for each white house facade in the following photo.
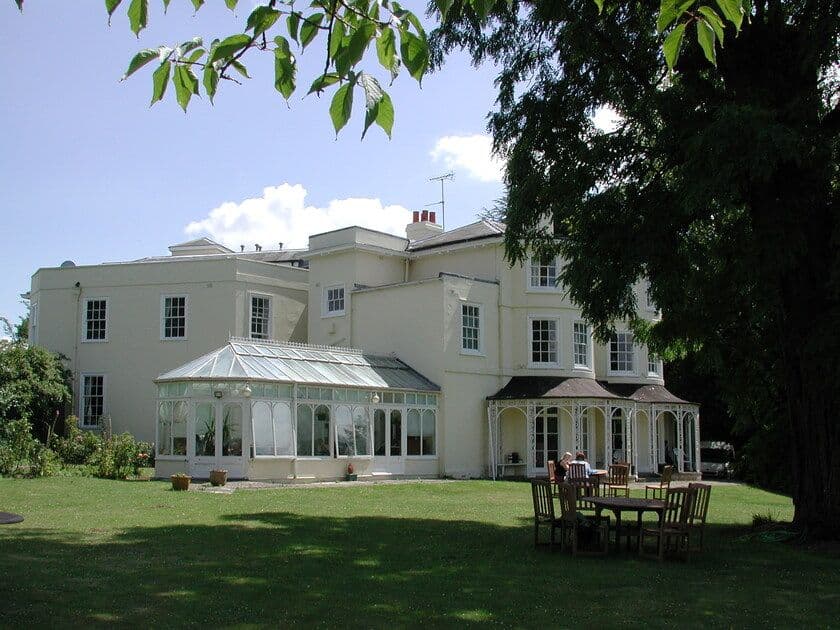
[29,217,700,481]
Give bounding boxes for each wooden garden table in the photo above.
[586,497,665,552]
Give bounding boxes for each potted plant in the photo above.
[209,468,228,487]
[345,462,357,481]
[171,473,191,491]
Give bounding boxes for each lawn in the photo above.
[0,478,837,628]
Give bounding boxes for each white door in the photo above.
[190,401,246,479]
[372,408,405,474]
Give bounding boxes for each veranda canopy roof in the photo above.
[603,383,693,404]
[156,338,439,392]
[487,377,623,400]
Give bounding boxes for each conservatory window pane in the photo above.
[157,401,172,456]
[195,402,215,456]
[335,405,353,456]
[252,401,274,456]
[222,404,242,456]
[173,401,188,455]
[273,402,293,456]
[314,405,331,456]
[374,409,386,456]
[422,410,436,456]
[407,409,421,455]
[297,405,313,456]
[390,409,402,456]
[353,406,370,456]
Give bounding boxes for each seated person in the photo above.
[558,451,574,481]
[574,451,593,477]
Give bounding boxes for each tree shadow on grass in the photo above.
[2,514,839,628]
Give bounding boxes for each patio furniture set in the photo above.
[531,463,711,561]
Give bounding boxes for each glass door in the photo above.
[372,408,404,474]
[190,401,245,479]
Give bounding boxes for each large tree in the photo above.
[433,0,839,537]
[13,0,839,536]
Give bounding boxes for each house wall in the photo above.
[29,258,308,442]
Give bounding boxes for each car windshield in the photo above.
[701,448,732,463]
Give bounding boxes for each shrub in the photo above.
[50,419,104,465]
[0,417,58,477]
[90,432,147,479]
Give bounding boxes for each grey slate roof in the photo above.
[156,339,439,392]
[128,249,308,265]
[407,219,505,251]
[170,237,231,249]
[604,383,693,404]
[488,377,623,400]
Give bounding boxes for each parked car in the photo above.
[700,441,735,478]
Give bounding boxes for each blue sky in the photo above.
[0,2,505,325]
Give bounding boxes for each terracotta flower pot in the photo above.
[209,469,228,487]
[171,474,191,491]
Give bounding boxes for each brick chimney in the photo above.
[406,209,444,242]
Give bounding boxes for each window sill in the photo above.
[572,365,592,371]
[80,339,108,344]
[524,287,562,294]
[160,337,187,342]
[405,456,438,460]
[251,455,296,460]
[528,363,561,369]
[460,350,485,357]
[156,456,188,461]
[321,311,345,319]
[607,371,637,377]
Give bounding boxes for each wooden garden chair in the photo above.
[567,461,588,482]
[687,482,712,552]
[645,465,674,499]
[606,463,630,497]
[639,486,696,562]
[547,460,559,496]
[531,479,563,551]
[556,482,609,556]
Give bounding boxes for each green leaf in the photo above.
[163,0,171,12]
[178,37,203,57]
[698,6,725,44]
[435,0,455,19]
[105,0,122,23]
[715,0,743,29]
[299,12,324,50]
[150,60,171,106]
[122,49,158,80]
[359,72,382,137]
[225,0,238,9]
[470,0,495,20]
[375,91,394,138]
[190,0,204,11]
[274,37,296,100]
[696,18,717,65]
[209,34,252,63]
[287,13,300,43]
[376,29,399,80]
[173,64,199,112]
[593,0,604,13]
[657,0,694,33]
[14,0,23,11]
[663,22,686,70]
[329,81,354,134]
[203,64,219,103]
[307,73,340,95]
[230,59,250,79]
[329,21,346,61]
[337,21,375,76]
[399,30,429,83]
[127,0,148,37]
[247,6,281,38]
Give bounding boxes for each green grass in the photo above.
[0,478,837,628]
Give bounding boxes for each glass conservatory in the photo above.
[154,338,440,481]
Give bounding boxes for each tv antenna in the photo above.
[427,171,454,230]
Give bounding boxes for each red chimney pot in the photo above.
[429,211,436,224]
[421,210,429,222]
[412,210,420,223]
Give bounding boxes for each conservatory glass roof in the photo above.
[156,338,440,392]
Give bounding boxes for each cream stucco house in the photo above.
[29,216,700,482]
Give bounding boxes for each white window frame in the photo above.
[405,407,438,459]
[160,294,188,341]
[526,255,560,291]
[572,321,592,370]
[528,316,560,367]
[647,351,663,377]
[608,331,636,376]
[81,297,109,343]
[249,292,273,340]
[460,302,484,356]
[79,373,107,429]
[321,283,346,318]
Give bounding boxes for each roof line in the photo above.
[228,336,364,356]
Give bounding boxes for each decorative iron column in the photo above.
[676,407,685,473]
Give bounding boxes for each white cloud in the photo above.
[430,134,504,183]
[184,184,412,249]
